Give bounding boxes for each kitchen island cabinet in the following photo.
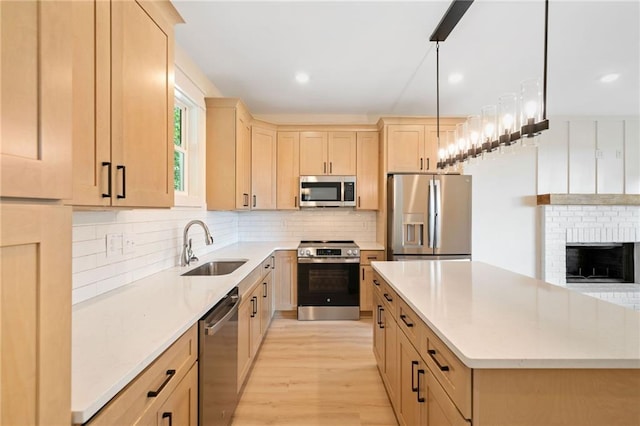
[372,261,640,426]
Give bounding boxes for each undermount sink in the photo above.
[181,260,247,276]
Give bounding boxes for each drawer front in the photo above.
[87,324,198,425]
[238,264,262,298]
[261,255,273,275]
[360,250,384,265]
[420,325,471,419]
[372,271,384,296]
[425,367,470,426]
[397,298,419,347]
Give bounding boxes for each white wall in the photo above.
[463,145,539,278]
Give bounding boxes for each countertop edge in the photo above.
[372,262,640,370]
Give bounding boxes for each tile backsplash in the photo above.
[237,209,377,242]
[72,209,238,304]
[72,208,377,304]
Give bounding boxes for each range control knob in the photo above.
[353,249,359,256]
[346,249,353,255]
[298,249,304,256]
[305,249,311,256]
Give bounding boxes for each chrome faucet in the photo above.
[181,220,214,266]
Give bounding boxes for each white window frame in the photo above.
[173,87,205,207]
[174,98,189,195]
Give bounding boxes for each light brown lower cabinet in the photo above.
[84,325,197,425]
[373,272,640,426]
[274,250,297,311]
[238,255,276,392]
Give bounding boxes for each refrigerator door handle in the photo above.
[428,179,435,248]
[434,179,442,248]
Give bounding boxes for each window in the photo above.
[173,87,204,207]
[174,100,188,193]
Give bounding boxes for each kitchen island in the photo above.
[371,260,640,426]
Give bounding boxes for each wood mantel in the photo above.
[537,194,640,206]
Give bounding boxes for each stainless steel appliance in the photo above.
[199,287,240,426]
[297,240,360,320]
[299,176,356,207]
[387,174,472,260]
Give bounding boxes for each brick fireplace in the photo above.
[541,204,640,309]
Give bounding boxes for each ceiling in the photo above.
[173,1,639,119]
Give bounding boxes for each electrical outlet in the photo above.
[595,149,604,159]
[106,233,123,258]
[123,234,136,255]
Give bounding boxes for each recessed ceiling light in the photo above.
[600,73,619,83]
[448,73,463,84]
[295,72,310,84]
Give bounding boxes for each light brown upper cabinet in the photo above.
[299,131,357,175]
[251,125,277,210]
[277,132,301,209]
[387,125,429,173]
[356,132,379,210]
[1,0,72,199]
[69,0,181,207]
[206,98,252,210]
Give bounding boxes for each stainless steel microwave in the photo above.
[299,176,356,207]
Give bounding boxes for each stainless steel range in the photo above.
[297,240,360,320]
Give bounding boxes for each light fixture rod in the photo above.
[542,0,549,120]
[429,0,474,42]
[436,41,440,148]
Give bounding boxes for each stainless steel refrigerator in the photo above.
[387,174,472,260]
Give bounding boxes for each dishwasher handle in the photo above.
[204,294,240,336]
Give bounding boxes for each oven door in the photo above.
[297,258,360,306]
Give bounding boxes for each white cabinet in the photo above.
[569,121,597,194]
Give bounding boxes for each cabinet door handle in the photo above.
[417,369,426,403]
[428,349,450,371]
[162,412,173,426]
[250,297,256,317]
[294,195,298,208]
[420,157,424,170]
[427,157,430,170]
[384,293,393,302]
[411,360,419,392]
[253,195,257,208]
[358,196,361,208]
[101,162,112,198]
[117,165,126,199]
[243,193,249,207]
[147,369,176,397]
[362,268,365,280]
[329,162,332,173]
[323,162,327,174]
[373,279,380,287]
[378,306,385,329]
[376,305,382,325]
[263,282,267,298]
[400,314,414,327]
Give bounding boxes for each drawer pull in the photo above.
[400,314,414,327]
[428,349,450,371]
[417,369,426,403]
[162,412,173,426]
[377,306,385,329]
[384,293,393,302]
[411,360,419,392]
[147,369,176,397]
[373,279,380,286]
[367,256,377,260]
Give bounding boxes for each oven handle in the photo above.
[297,257,360,264]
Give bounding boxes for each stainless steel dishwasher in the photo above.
[199,287,240,426]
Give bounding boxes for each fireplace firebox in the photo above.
[566,243,635,283]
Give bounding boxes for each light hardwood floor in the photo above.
[231,318,398,426]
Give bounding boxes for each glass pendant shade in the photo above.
[480,105,497,150]
[520,79,542,127]
[466,115,481,158]
[456,122,468,161]
[498,93,518,138]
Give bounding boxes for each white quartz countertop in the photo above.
[372,260,640,369]
[72,241,298,424]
